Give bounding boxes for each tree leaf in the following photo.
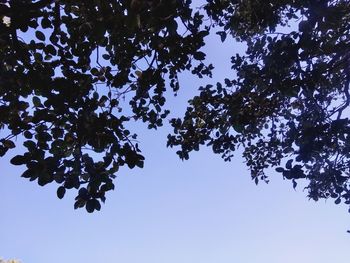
[57,186,66,199]
[35,31,46,41]
[10,155,27,165]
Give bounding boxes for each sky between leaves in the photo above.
[1,4,350,263]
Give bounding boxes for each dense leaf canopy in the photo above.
[1,0,350,213]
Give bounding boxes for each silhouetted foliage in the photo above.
[1,0,350,212]
[169,0,350,208]
[0,259,21,263]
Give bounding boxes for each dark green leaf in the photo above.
[10,155,27,165]
[193,51,206,60]
[35,31,46,41]
[57,186,66,199]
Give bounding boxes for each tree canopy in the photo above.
[0,260,21,263]
[1,0,350,213]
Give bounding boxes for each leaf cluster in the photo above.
[2,0,350,213]
[0,0,211,212]
[169,0,350,208]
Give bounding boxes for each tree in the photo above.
[0,259,21,263]
[169,0,350,207]
[1,0,212,212]
[1,0,350,213]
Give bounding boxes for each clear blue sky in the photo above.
[1,20,350,263]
